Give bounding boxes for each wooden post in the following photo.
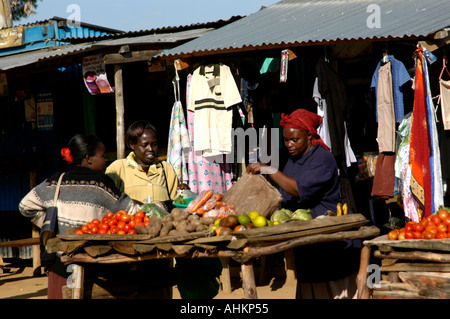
[356,245,371,299]
[29,170,41,276]
[219,257,232,294]
[241,260,258,299]
[0,0,12,29]
[114,64,125,159]
[71,264,85,299]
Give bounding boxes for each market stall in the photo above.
[49,212,379,299]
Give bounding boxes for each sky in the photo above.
[14,0,280,32]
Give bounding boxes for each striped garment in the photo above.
[19,166,138,235]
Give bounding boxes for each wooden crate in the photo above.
[364,236,450,299]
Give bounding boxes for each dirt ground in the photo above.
[0,255,296,299]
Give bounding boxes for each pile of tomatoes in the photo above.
[74,210,148,235]
[388,208,450,240]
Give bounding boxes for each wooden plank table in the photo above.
[50,214,380,299]
[364,235,450,299]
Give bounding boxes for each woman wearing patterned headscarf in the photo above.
[247,108,340,218]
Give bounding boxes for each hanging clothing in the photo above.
[395,115,419,222]
[315,59,349,165]
[186,74,233,195]
[440,79,450,130]
[370,55,411,122]
[422,53,444,214]
[167,100,190,184]
[409,50,432,217]
[187,63,242,158]
[375,62,396,153]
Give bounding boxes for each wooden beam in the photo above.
[114,64,125,159]
[104,50,163,65]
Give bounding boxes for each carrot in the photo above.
[213,194,223,201]
[190,190,213,213]
[196,208,206,216]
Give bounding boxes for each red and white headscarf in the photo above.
[280,108,330,151]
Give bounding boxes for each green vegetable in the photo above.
[291,209,312,221]
[270,210,291,223]
[174,195,187,204]
[139,203,169,219]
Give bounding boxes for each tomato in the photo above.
[144,221,150,227]
[74,229,83,235]
[405,231,414,239]
[388,230,398,240]
[123,224,132,233]
[413,223,425,232]
[413,231,423,239]
[127,229,137,235]
[86,222,94,229]
[117,221,126,230]
[107,219,117,227]
[442,217,450,226]
[135,222,146,228]
[431,215,441,226]
[135,211,145,219]
[423,231,436,240]
[98,223,109,231]
[91,218,100,225]
[143,216,150,223]
[102,217,110,224]
[405,223,415,232]
[90,226,99,234]
[81,225,89,233]
[117,230,126,235]
[437,223,448,233]
[437,209,449,221]
[121,214,131,223]
[105,212,114,219]
[425,226,438,235]
[97,228,107,235]
[129,219,137,228]
[115,211,125,221]
[110,226,119,234]
[134,217,143,224]
[425,221,436,228]
[436,232,447,239]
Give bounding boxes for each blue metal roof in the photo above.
[157,0,450,59]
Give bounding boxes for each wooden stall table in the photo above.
[364,235,450,299]
[49,214,379,299]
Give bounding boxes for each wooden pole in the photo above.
[219,257,232,294]
[29,170,41,276]
[0,0,12,29]
[241,260,258,299]
[114,64,125,159]
[356,245,371,299]
[71,264,84,299]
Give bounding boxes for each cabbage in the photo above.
[291,209,312,221]
[270,210,291,223]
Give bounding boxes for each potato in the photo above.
[195,224,207,232]
[160,221,173,237]
[201,217,215,225]
[185,223,197,232]
[162,214,174,222]
[176,219,189,232]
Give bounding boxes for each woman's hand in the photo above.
[177,183,190,190]
[246,162,267,175]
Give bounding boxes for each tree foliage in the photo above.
[10,0,41,21]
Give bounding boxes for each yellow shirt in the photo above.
[105,152,180,203]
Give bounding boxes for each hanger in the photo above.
[172,61,181,102]
[439,56,450,81]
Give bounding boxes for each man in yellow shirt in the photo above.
[106,120,189,204]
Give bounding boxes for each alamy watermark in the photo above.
[66,4,81,28]
[366,4,381,29]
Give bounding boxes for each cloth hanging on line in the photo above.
[167,100,190,184]
[409,49,432,218]
[186,74,233,195]
[187,63,242,158]
[375,62,396,153]
[422,51,444,214]
[440,79,450,130]
[395,115,419,221]
[370,55,411,122]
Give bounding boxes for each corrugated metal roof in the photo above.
[157,0,450,59]
[0,28,214,71]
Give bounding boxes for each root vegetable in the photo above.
[160,221,173,237]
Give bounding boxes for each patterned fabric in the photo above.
[167,100,190,184]
[19,167,138,235]
[186,73,233,195]
[409,50,432,217]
